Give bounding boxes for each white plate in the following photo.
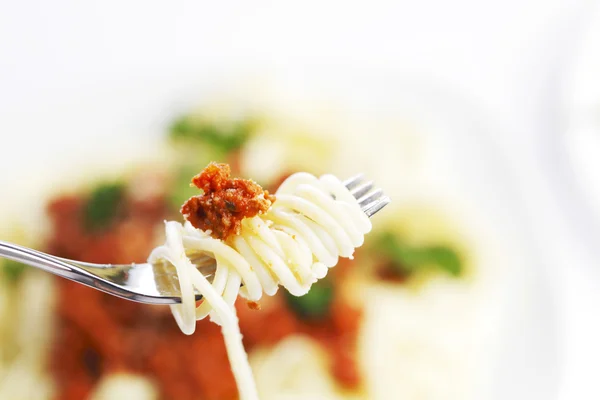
[0,2,559,397]
[0,68,560,399]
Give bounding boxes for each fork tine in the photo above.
[360,197,384,212]
[358,188,383,207]
[364,196,391,217]
[350,181,374,199]
[343,174,364,190]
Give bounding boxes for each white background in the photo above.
[1,1,598,398]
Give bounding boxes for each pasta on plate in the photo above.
[0,102,479,400]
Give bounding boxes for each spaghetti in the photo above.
[148,171,372,400]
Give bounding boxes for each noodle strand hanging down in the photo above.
[148,172,372,400]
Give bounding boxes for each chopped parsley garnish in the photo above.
[83,182,125,232]
[169,116,254,155]
[375,232,462,278]
[284,278,334,320]
[2,259,26,283]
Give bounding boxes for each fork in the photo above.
[0,175,389,305]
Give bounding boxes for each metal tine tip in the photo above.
[343,174,364,190]
[358,188,384,207]
[361,197,385,212]
[364,196,391,217]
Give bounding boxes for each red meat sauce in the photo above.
[181,163,275,240]
[46,171,363,400]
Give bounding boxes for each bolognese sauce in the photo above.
[181,162,275,240]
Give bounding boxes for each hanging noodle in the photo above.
[148,172,372,400]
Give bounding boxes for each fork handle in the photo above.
[0,240,197,305]
[0,240,96,284]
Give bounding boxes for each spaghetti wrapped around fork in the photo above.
[148,164,376,400]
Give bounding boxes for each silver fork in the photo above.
[0,175,389,305]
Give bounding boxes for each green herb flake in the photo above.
[169,116,254,155]
[420,245,462,277]
[284,278,334,320]
[83,182,125,232]
[375,232,463,278]
[2,259,26,283]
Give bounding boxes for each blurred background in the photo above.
[0,0,599,399]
